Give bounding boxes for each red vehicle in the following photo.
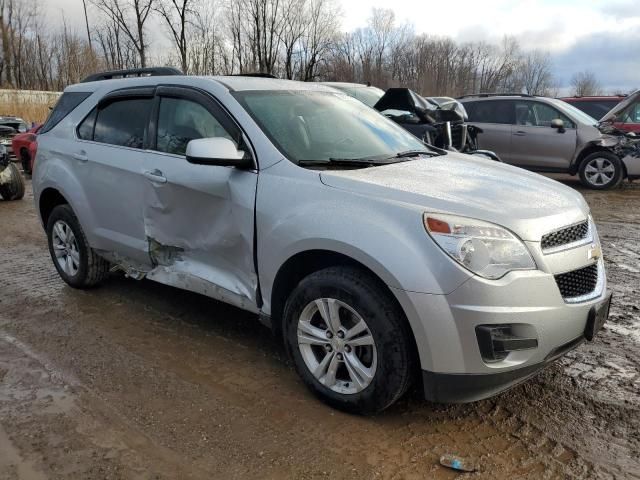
[11,124,41,174]
[559,95,626,121]
[599,90,640,134]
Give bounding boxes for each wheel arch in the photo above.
[39,187,69,227]
[572,145,625,177]
[269,249,423,372]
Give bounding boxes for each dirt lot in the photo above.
[1,177,639,479]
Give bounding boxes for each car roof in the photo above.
[67,75,338,94]
[559,96,626,101]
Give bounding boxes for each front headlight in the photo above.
[423,213,536,279]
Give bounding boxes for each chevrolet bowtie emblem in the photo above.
[588,245,602,260]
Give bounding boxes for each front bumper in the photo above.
[392,235,609,403]
[422,334,584,403]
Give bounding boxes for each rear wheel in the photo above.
[578,151,624,190]
[46,204,110,288]
[0,163,25,200]
[283,266,415,414]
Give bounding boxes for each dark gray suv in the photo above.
[460,94,640,189]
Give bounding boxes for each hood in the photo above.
[320,153,589,242]
[600,90,639,124]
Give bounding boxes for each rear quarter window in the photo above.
[40,92,92,134]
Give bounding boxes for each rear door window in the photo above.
[465,100,514,124]
[41,92,92,134]
[93,98,152,149]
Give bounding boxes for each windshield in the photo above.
[548,98,597,125]
[233,90,431,164]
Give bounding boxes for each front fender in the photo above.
[256,162,472,309]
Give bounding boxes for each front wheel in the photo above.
[283,266,415,414]
[578,152,624,189]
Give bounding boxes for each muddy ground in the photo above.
[0,177,639,480]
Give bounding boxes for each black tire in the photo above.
[283,266,415,414]
[20,149,31,175]
[578,151,624,190]
[0,163,25,200]
[46,204,110,288]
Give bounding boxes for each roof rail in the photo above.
[81,67,184,83]
[457,92,536,99]
[230,73,278,79]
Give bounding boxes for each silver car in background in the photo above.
[33,71,611,414]
[460,93,640,189]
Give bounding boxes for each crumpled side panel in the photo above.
[142,166,259,306]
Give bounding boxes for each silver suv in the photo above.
[33,70,611,414]
[460,94,640,189]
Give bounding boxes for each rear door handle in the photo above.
[72,152,88,162]
[513,131,526,136]
[143,169,167,184]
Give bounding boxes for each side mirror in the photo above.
[550,118,565,132]
[186,137,253,168]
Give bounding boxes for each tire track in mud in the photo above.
[1,179,639,479]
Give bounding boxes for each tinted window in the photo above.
[77,108,97,140]
[515,101,574,128]
[465,100,513,124]
[156,97,235,156]
[94,98,152,149]
[41,92,92,134]
[571,101,619,120]
[621,101,640,123]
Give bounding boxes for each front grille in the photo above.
[541,221,589,251]
[554,263,599,299]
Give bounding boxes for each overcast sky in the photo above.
[46,0,640,92]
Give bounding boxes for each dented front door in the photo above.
[141,86,259,311]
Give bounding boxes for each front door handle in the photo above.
[513,131,527,136]
[143,169,167,184]
[72,152,88,162]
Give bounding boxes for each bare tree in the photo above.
[517,50,553,95]
[570,70,602,96]
[155,0,194,73]
[90,0,155,67]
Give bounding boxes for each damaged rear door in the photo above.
[142,86,260,312]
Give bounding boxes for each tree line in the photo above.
[0,0,606,97]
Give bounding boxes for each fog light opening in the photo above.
[476,325,538,363]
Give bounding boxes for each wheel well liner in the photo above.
[39,188,69,226]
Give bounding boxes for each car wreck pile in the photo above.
[0,143,25,200]
[373,88,500,160]
[597,122,640,163]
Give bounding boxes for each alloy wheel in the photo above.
[52,220,80,276]
[297,298,377,394]
[584,157,615,187]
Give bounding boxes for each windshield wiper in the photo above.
[298,156,391,167]
[393,149,443,158]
